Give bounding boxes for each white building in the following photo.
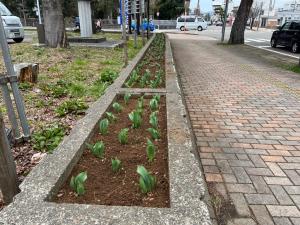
[277,0,300,25]
[211,0,236,23]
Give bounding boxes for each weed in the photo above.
[56,99,88,117]
[32,124,66,153]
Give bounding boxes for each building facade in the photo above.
[277,0,300,25]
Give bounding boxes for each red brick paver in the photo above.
[169,34,300,225]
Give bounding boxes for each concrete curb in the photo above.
[0,34,211,224]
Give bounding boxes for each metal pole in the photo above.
[221,0,229,42]
[147,0,150,39]
[122,0,128,67]
[0,112,19,204]
[36,0,42,24]
[0,14,30,139]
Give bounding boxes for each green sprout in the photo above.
[146,139,156,162]
[106,112,117,122]
[129,111,142,128]
[70,171,88,196]
[124,93,132,104]
[149,98,158,111]
[118,128,129,144]
[111,158,122,172]
[113,102,122,113]
[137,166,156,194]
[99,118,109,135]
[147,128,160,140]
[153,94,161,103]
[86,141,105,158]
[149,111,158,129]
[138,96,144,109]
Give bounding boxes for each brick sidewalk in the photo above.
[169,34,300,225]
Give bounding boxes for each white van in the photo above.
[0,2,24,43]
[176,16,208,31]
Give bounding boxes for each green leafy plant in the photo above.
[55,99,88,117]
[124,93,132,104]
[149,98,158,111]
[32,124,66,153]
[129,111,142,128]
[125,70,139,87]
[100,69,118,84]
[106,112,117,122]
[147,128,160,140]
[138,96,144,109]
[70,171,88,196]
[146,139,156,162]
[153,94,161,103]
[118,128,129,144]
[149,111,158,129]
[137,166,156,194]
[111,158,122,172]
[86,141,105,158]
[99,118,109,135]
[113,102,122,113]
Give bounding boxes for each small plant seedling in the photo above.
[153,94,161,103]
[138,96,144,109]
[146,139,156,162]
[124,93,132,104]
[113,102,122,113]
[129,111,142,128]
[99,118,109,135]
[106,112,117,122]
[137,166,156,194]
[118,128,129,144]
[147,128,160,140]
[149,112,158,129]
[149,98,158,111]
[70,171,88,196]
[86,141,105,158]
[144,69,151,81]
[111,158,122,172]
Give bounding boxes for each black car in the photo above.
[271,21,300,53]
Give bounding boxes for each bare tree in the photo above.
[42,0,68,48]
[228,0,254,44]
[249,1,263,30]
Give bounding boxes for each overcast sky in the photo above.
[190,0,289,12]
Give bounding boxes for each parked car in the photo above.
[0,2,24,43]
[176,16,208,31]
[131,20,155,31]
[271,21,300,53]
[215,21,223,26]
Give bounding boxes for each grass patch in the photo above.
[281,64,300,74]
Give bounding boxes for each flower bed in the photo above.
[54,94,170,208]
[124,34,165,89]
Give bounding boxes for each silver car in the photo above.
[0,2,24,43]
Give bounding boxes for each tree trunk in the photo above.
[42,0,68,48]
[0,112,19,204]
[228,0,253,44]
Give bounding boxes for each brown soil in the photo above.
[54,95,170,208]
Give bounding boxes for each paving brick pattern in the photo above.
[169,34,300,225]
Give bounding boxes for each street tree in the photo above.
[249,1,263,30]
[42,0,68,48]
[228,0,253,44]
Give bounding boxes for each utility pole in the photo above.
[196,0,200,16]
[122,0,128,66]
[221,0,229,42]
